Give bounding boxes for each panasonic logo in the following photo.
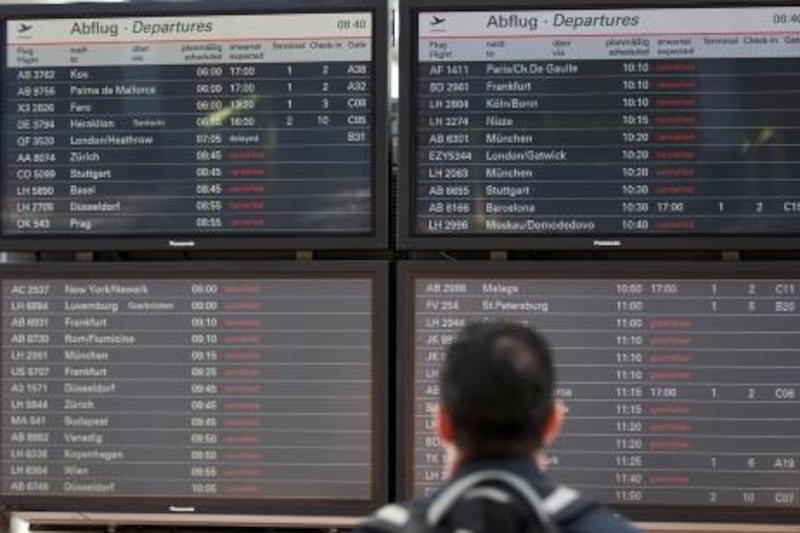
[168,240,196,248]
[593,240,622,247]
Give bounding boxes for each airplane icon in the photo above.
[431,16,446,26]
[18,23,33,34]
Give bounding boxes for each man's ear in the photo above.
[436,403,456,445]
[541,400,565,447]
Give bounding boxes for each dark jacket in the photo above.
[355,458,640,533]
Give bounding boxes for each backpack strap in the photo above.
[542,486,596,525]
[361,502,427,533]
[542,486,579,515]
[372,503,413,529]
[426,470,559,533]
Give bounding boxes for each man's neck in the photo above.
[453,453,541,475]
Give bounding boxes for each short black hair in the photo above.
[440,321,556,458]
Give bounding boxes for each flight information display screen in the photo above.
[401,263,799,519]
[0,262,387,514]
[2,2,386,249]
[405,3,800,249]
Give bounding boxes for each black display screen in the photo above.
[400,263,800,521]
[1,0,388,250]
[0,262,388,515]
[403,2,800,249]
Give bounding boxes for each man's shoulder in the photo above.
[353,462,639,533]
[353,496,639,533]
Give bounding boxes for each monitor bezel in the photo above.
[397,260,800,523]
[0,260,389,518]
[0,0,390,251]
[398,0,800,251]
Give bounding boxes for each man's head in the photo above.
[437,321,563,464]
